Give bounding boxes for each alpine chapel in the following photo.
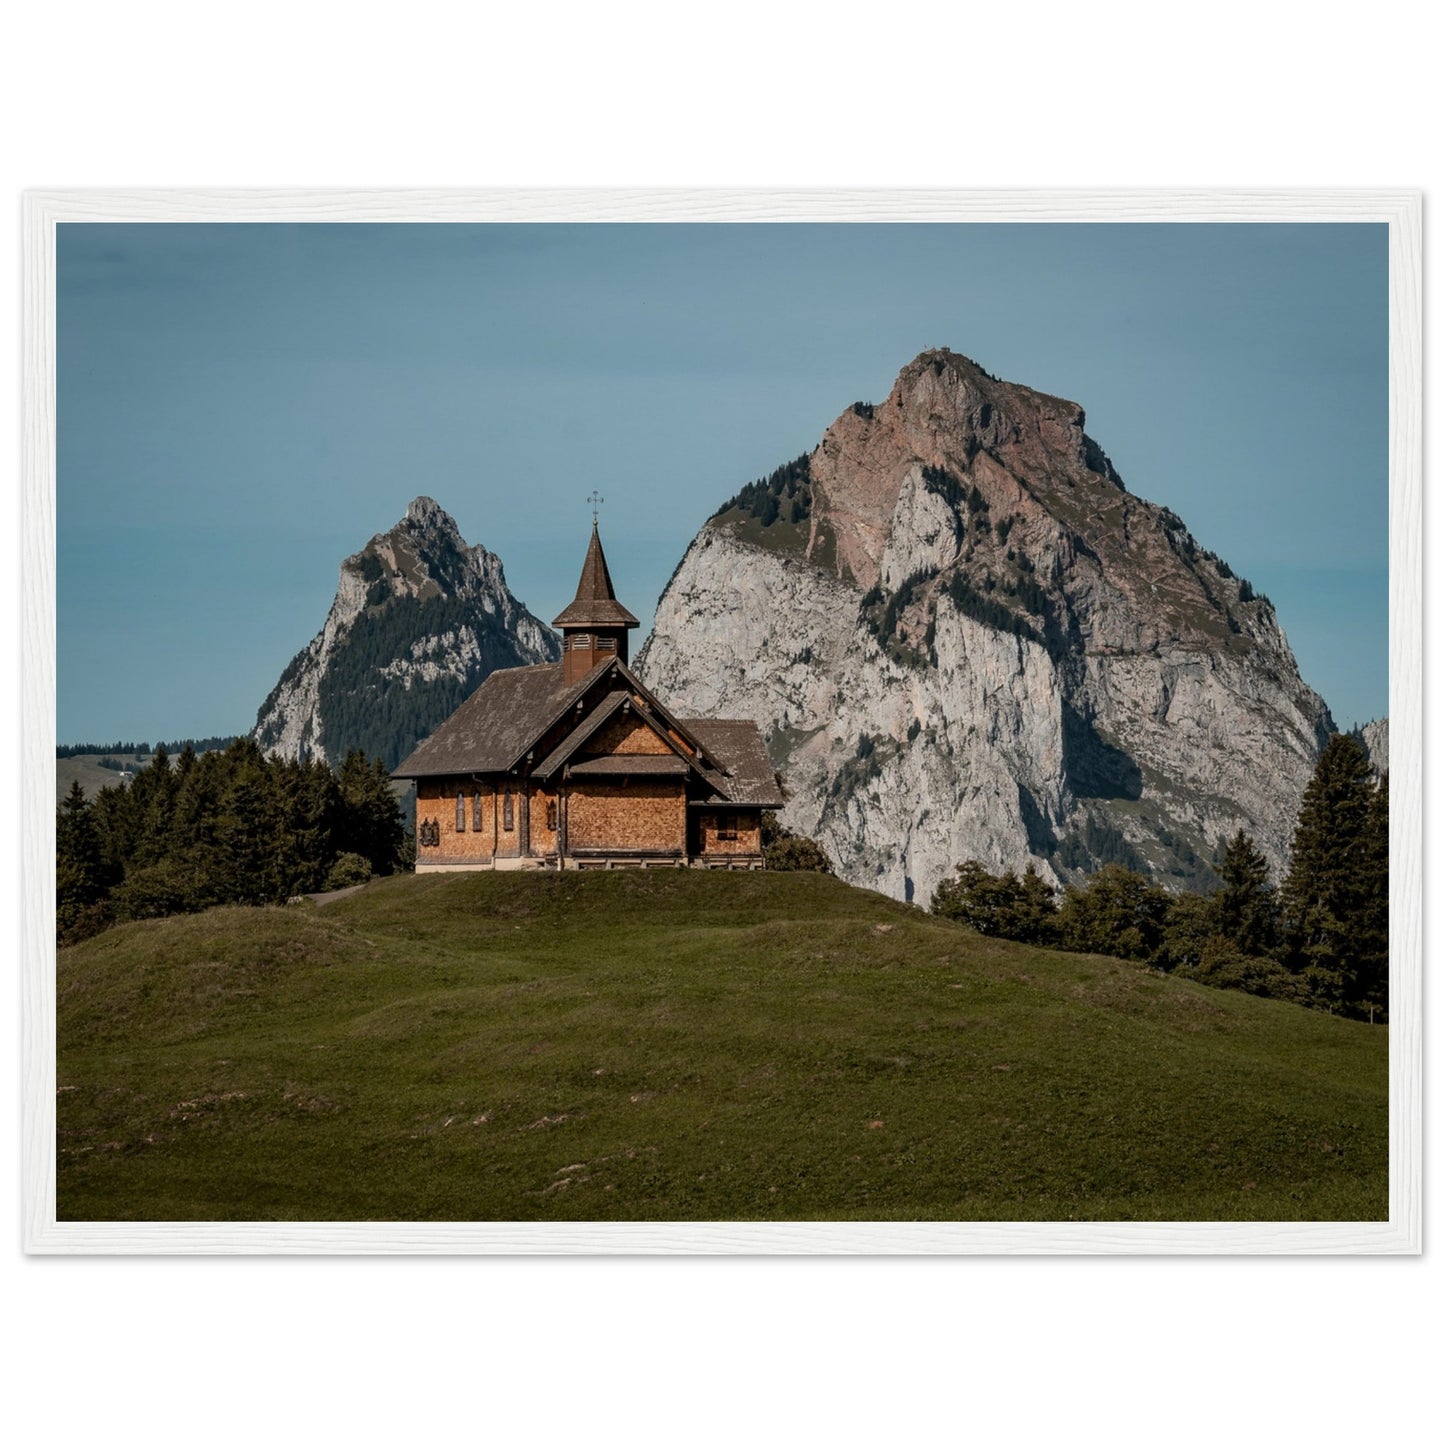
[392,522,783,870]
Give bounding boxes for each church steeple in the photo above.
[553,521,639,684]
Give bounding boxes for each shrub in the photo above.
[1154,892,1221,971]
[112,858,214,923]
[932,860,1059,945]
[57,898,115,949]
[1192,945,1310,1005]
[325,853,374,890]
[1057,865,1170,961]
[761,815,833,873]
[764,835,834,874]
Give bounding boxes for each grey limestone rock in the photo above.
[639,350,1333,903]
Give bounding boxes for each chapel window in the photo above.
[473,790,483,830]
[503,792,515,831]
[456,792,466,831]
[546,799,558,830]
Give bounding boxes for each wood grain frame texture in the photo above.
[21,189,1422,1255]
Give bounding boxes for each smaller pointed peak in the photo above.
[403,495,454,530]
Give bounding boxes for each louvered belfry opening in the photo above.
[552,522,640,684]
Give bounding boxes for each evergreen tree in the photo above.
[335,750,406,876]
[127,743,176,866]
[280,758,345,895]
[1057,865,1170,961]
[1282,734,1381,1013]
[56,781,109,940]
[1215,828,1278,956]
[171,747,226,852]
[1356,772,1390,1019]
[1015,865,1061,945]
[932,860,1011,933]
[930,861,1058,944]
[90,781,140,880]
[57,781,101,888]
[214,767,278,904]
[1155,891,1222,971]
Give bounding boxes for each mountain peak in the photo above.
[642,348,1332,904]
[393,495,468,556]
[899,346,994,380]
[253,501,559,766]
[404,495,452,531]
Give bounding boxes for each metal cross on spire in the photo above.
[586,490,605,523]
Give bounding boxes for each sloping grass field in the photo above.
[56,753,139,803]
[56,871,1388,1222]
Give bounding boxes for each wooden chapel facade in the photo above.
[392,522,783,871]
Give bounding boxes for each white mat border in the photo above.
[21,188,1422,1255]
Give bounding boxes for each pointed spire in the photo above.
[552,522,640,629]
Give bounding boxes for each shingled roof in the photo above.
[392,662,581,778]
[551,522,640,629]
[392,655,782,810]
[684,720,786,807]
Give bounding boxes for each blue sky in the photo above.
[56,221,1388,744]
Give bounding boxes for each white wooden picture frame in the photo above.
[21,188,1422,1254]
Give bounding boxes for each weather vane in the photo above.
[587,489,604,522]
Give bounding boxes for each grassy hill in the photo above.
[56,871,1388,1223]
[56,753,144,803]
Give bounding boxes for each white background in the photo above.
[3,3,1438,1440]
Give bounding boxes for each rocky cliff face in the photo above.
[1358,717,1389,775]
[253,496,559,767]
[639,350,1333,903]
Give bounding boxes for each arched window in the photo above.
[503,792,514,831]
[546,799,558,830]
[456,792,466,831]
[473,790,483,830]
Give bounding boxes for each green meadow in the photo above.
[56,871,1388,1222]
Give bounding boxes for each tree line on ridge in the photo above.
[931,734,1389,1020]
[56,738,408,945]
